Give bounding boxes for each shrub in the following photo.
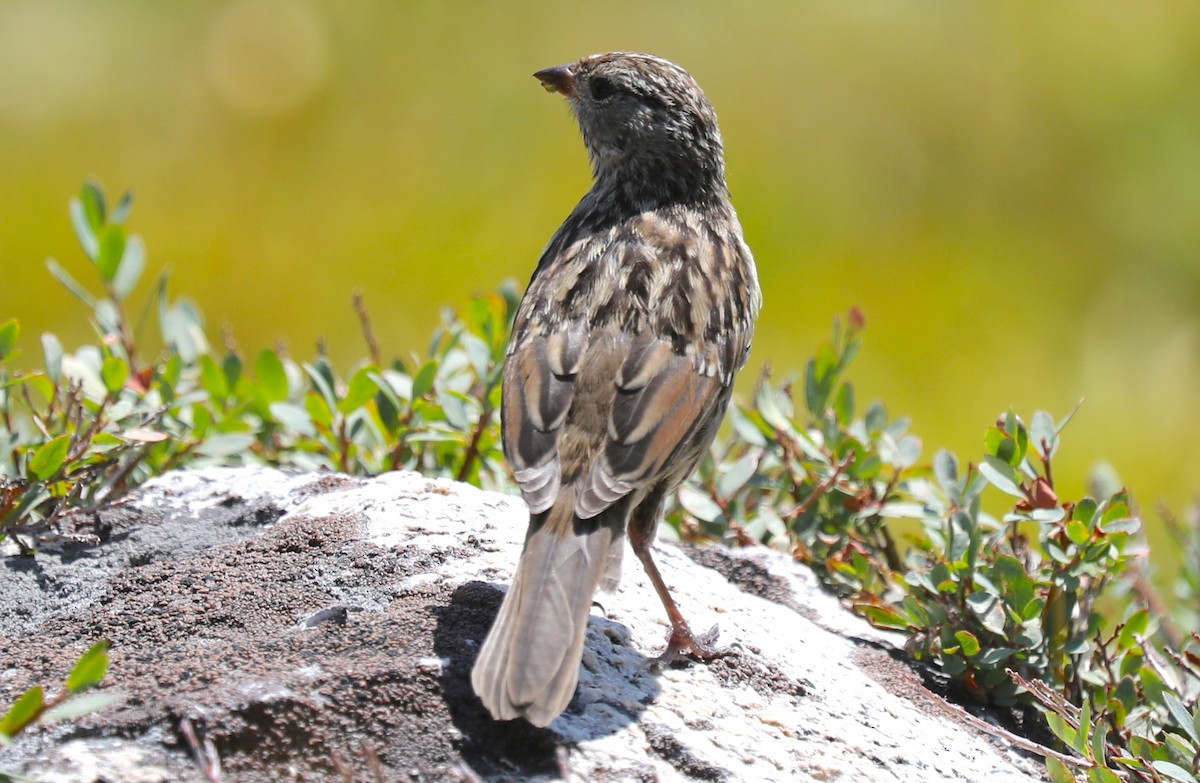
[0,183,511,553]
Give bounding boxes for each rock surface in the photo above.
[0,467,1048,782]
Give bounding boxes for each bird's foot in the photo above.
[651,623,733,671]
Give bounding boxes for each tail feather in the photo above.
[472,491,620,726]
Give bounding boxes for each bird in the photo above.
[470,51,762,727]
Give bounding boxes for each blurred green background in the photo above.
[2,1,1199,537]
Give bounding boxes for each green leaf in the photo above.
[1045,758,1075,783]
[0,686,44,737]
[854,604,911,631]
[96,224,126,282]
[1163,734,1196,770]
[967,591,1008,635]
[222,353,242,390]
[1073,497,1098,525]
[101,355,129,394]
[940,652,966,675]
[933,449,958,493]
[46,258,97,307]
[1044,711,1077,749]
[805,351,833,415]
[1100,516,1140,535]
[953,630,981,657]
[438,389,470,429]
[1085,767,1122,783]
[111,234,145,299]
[978,456,1024,497]
[1057,398,1085,435]
[80,181,107,231]
[70,197,99,260]
[303,361,338,409]
[677,486,724,523]
[1030,410,1058,459]
[269,402,315,436]
[976,647,1016,666]
[1090,713,1107,767]
[1118,609,1149,648]
[864,400,887,434]
[833,381,854,425]
[41,692,122,724]
[255,349,289,402]
[1151,761,1197,783]
[755,381,795,435]
[0,319,18,361]
[195,432,256,458]
[411,360,438,401]
[1065,519,1090,546]
[29,435,71,480]
[729,404,768,447]
[879,502,928,520]
[1163,692,1199,743]
[1076,699,1093,756]
[892,434,922,469]
[66,640,111,692]
[199,355,229,400]
[370,373,403,432]
[338,366,380,414]
[984,425,1010,461]
[160,353,182,390]
[109,189,134,223]
[41,332,63,382]
[716,452,759,500]
[305,389,333,428]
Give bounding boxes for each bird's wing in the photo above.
[502,320,588,515]
[504,217,750,519]
[574,332,725,517]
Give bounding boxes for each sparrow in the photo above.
[471,51,762,727]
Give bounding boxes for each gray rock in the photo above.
[0,467,1048,782]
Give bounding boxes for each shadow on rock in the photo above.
[433,581,660,780]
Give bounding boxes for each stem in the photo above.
[931,686,1095,770]
[1130,567,1184,652]
[337,417,349,474]
[1040,437,1055,488]
[783,452,853,521]
[455,405,493,483]
[106,284,139,375]
[353,290,381,368]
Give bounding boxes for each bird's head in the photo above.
[535,52,727,206]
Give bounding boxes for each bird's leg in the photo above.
[627,512,728,668]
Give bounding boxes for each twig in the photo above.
[1039,436,1054,489]
[1129,565,1183,652]
[928,687,1095,770]
[782,452,853,521]
[362,741,386,783]
[180,717,223,783]
[353,290,381,367]
[456,406,493,483]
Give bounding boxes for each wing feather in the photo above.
[504,208,755,521]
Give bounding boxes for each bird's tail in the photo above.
[471,488,622,726]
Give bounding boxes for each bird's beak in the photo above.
[534,65,576,97]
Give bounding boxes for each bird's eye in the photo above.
[588,76,618,101]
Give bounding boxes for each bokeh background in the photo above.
[2,1,1199,551]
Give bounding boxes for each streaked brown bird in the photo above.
[471,51,762,727]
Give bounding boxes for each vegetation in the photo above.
[0,182,511,555]
[676,314,1200,782]
[0,641,114,745]
[2,184,1198,782]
